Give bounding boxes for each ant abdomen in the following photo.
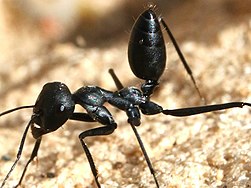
[128,8,166,82]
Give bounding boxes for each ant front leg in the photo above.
[77,105,117,188]
[0,118,35,188]
[15,137,42,188]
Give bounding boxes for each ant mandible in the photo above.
[1,6,251,188]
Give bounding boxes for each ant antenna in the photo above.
[0,105,35,116]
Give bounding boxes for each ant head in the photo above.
[31,82,75,139]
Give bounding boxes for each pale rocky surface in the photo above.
[0,1,251,188]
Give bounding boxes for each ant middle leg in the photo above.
[78,105,117,188]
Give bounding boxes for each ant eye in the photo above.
[55,104,67,114]
[59,105,65,112]
[55,104,65,114]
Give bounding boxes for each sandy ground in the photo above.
[0,0,251,187]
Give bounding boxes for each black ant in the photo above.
[1,6,251,188]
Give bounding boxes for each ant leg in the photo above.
[130,124,160,187]
[70,112,96,122]
[108,70,165,186]
[159,18,205,103]
[108,69,124,90]
[79,125,116,188]
[0,119,34,188]
[140,101,251,117]
[163,102,251,116]
[108,72,160,186]
[15,137,42,188]
[127,106,159,187]
[78,106,117,188]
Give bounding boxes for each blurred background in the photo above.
[0,0,251,187]
[0,0,251,102]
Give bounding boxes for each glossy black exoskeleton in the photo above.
[128,8,166,89]
[128,7,202,99]
[0,6,251,188]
